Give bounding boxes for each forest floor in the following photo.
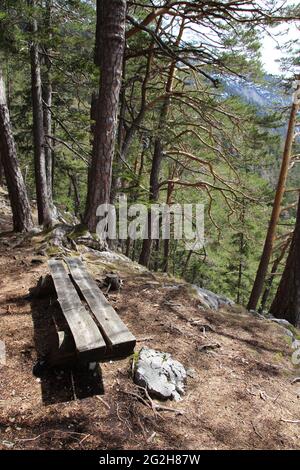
[0,188,299,450]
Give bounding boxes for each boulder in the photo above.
[134,347,187,401]
[193,285,234,310]
[283,328,294,340]
[292,339,300,350]
[270,318,293,327]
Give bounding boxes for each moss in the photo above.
[273,351,284,362]
[284,324,300,340]
[46,246,62,257]
[67,223,89,240]
[131,351,140,366]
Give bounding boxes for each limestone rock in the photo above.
[193,285,234,310]
[134,347,187,401]
[270,318,292,327]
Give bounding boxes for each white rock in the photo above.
[192,285,234,310]
[134,347,187,401]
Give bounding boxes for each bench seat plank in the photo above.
[48,259,106,360]
[66,258,136,356]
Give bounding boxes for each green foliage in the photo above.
[1,0,296,310]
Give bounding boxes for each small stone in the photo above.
[198,342,221,352]
[292,339,300,350]
[186,368,196,379]
[2,440,14,449]
[29,227,42,236]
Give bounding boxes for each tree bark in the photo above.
[259,237,290,313]
[0,66,33,232]
[69,172,81,219]
[270,193,300,327]
[0,152,4,186]
[247,80,300,311]
[110,56,126,203]
[28,0,53,227]
[139,17,185,267]
[84,0,126,232]
[43,0,53,203]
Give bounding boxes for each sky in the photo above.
[261,21,299,75]
[261,0,299,76]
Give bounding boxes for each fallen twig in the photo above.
[291,377,300,384]
[137,385,185,415]
[122,387,184,417]
[79,434,91,445]
[147,432,156,443]
[259,390,275,401]
[16,429,89,442]
[95,395,111,410]
[281,418,300,424]
[252,422,263,439]
[121,390,152,410]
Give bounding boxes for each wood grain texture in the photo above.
[49,259,106,361]
[66,257,136,357]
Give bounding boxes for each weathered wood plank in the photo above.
[48,259,106,361]
[66,257,136,357]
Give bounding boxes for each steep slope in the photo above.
[0,189,299,450]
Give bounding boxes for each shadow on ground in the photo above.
[30,291,105,406]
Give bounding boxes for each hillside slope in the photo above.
[0,190,299,450]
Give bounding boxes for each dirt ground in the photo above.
[0,192,299,450]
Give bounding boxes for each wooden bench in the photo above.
[35,258,136,366]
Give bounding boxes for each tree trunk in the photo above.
[0,152,4,186]
[43,0,53,203]
[84,0,126,232]
[28,0,53,227]
[110,56,126,203]
[69,172,81,219]
[270,194,300,327]
[139,138,164,266]
[0,66,33,232]
[259,237,290,313]
[247,81,300,311]
[162,179,174,272]
[139,18,185,267]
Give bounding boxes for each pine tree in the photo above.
[0,65,33,232]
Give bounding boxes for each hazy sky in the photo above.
[261,1,299,75]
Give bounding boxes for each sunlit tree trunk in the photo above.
[28,0,53,227]
[84,0,126,232]
[247,82,300,310]
[0,66,33,232]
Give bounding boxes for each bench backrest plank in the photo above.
[66,258,136,356]
[48,259,106,360]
